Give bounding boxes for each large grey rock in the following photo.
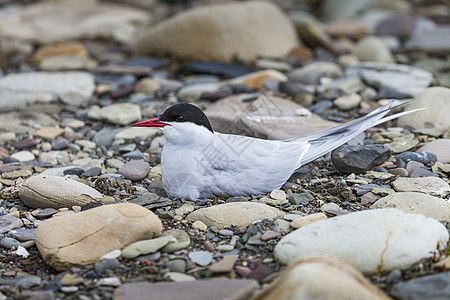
[0,2,149,44]
[274,209,449,274]
[205,94,337,140]
[133,1,299,62]
[251,256,390,300]
[398,87,450,133]
[19,175,103,209]
[391,271,450,300]
[371,192,450,222]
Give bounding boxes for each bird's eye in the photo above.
[176,115,185,122]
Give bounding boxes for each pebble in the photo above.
[19,175,103,209]
[95,258,120,274]
[0,215,23,234]
[118,160,151,181]
[34,208,59,218]
[353,36,394,63]
[288,192,314,205]
[160,229,191,253]
[186,202,284,229]
[97,277,121,287]
[418,139,450,164]
[209,255,238,273]
[391,177,450,197]
[261,230,281,241]
[274,209,449,274]
[291,213,327,229]
[9,228,36,241]
[188,251,213,267]
[121,236,172,259]
[0,237,20,249]
[88,103,141,126]
[18,276,41,289]
[166,260,186,273]
[269,189,286,201]
[391,272,450,300]
[333,93,361,110]
[371,192,450,222]
[10,151,35,162]
[34,127,64,140]
[409,168,438,178]
[331,144,391,174]
[164,272,196,282]
[35,203,162,270]
[396,151,437,165]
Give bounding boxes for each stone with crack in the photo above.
[35,203,162,270]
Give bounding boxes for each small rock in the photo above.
[166,259,186,273]
[333,93,361,110]
[160,229,191,253]
[261,230,281,241]
[270,190,286,201]
[0,215,23,234]
[209,255,238,273]
[95,258,120,275]
[353,36,394,63]
[186,202,284,229]
[291,213,327,229]
[288,192,314,205]
[19,176,103,209]
[121,236,172,259]
[88,103,141,126]
[34,127,64,140]
[11,151,35,162]
[418,139,450,164]
[396,151,437,165]
[118,160,150,181]
[331,145,391,174]
[189,251,213,267]
[391,272,450,300]
[0,237,20,249]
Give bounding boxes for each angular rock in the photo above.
[331,144,391,174]
[35,203,162,270]
[0,215,23,234]
[391,177,450,197]
[34,127,64,140]
[186,202,285,229]
[114,279,258,300]
[19,176,103,209]
[205,94,337,140]
[370,192,450,222]
[398,87,450,132]
[209,255,238,273]
[133,1,299,62]
[274,209,449,274]
[251,256,390,300]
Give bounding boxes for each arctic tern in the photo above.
[133,101,420,201]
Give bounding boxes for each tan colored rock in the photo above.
[391,177,450,197]
[34,127,64,140]
[225,70,287,90]
[135,78,161,94]
[88,103,141,126]
[35,203,162,270]
[19,175,103,209]
[370,192,450,222]
[398,87,450,134]
[133,1,299,62]
[251,256,391,300]
[291,213,327,229]
[186,202,284,229]
[418,139,450,164]
[205,94,337,140]
[353,36,394,63]
[32,42,89,63]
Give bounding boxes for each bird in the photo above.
[132,100,421,201]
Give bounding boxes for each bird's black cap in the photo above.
[159,104,214,133]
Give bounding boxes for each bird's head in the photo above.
[132,103,214,144]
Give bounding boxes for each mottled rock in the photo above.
[274,209,449,274]
[251,256,390,300]
[418,139,450,164]
[19,176,103,209]
[371,192,450,222]
[133,1,299,62]
[0,215,23,234]
[35,203,162,270]
[186,202,285,229]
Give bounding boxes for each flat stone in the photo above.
[406,25,450,55]
[288,62,343,85]
[391,271,450,300]
[251,256,390,300]
[0,237,20,249]
[398,87,450,132]
[291,213,327,229]
[88,104,141,126]
[113,279,258,300]
[34,208,59,218]
[160,229,191,253]
[186,202,285,229]
[10,151,35,162]
[347,62,433,97]
[371,192,450,222]
[188,251,213,267]
[115,127,160,140]
[391,177,450,197]
[133,1,299,63]
[0,111,58,134]
[0,215,23,234]
[118,160,151,181]
[19,175,103,209]
[418,139,450,164]
[9,228,36,242]
[121,235,172,259]
[35,203,162,270]
[209,255,238,273]
[274,209,449,274]
[333,93,361,110]
[34,127,64,140]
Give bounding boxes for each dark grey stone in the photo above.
[409,167,439,178]
[331,144,391,174]
[0,237,20,249]
[396,151,437,164]
[9,228,36,242]
[63,167,84,176]
[95,258,120,275]
[83,167,101,177]
[288,192,314,205]
[51,138,69,150]
[391,272,450,300]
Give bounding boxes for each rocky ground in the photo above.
[0,0,450,299]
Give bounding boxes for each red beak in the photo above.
[132,117,170,128]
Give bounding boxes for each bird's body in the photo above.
[133,101,420,201]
